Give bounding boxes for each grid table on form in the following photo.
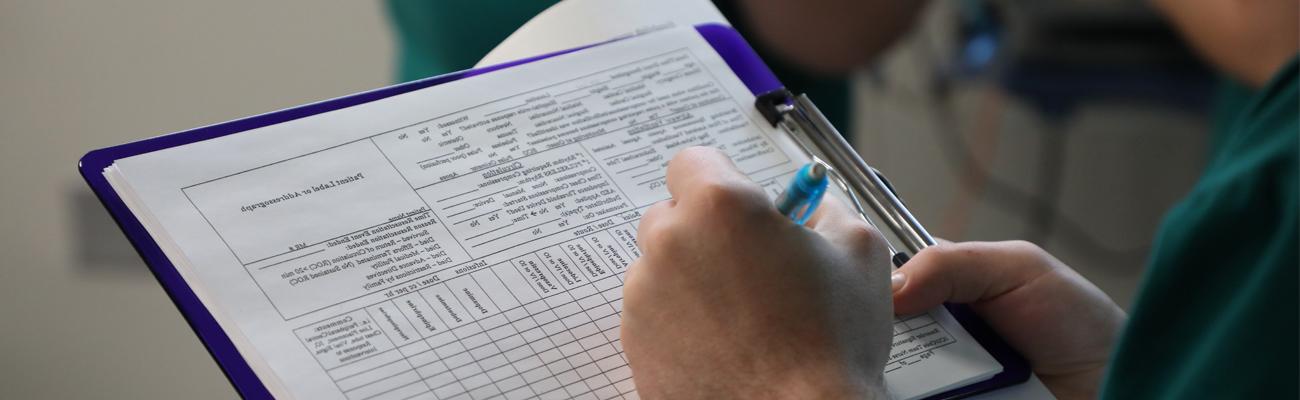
[296,223,640,400]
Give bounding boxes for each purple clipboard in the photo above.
[79,23,1027,399]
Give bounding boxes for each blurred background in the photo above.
[1,0,1210,398]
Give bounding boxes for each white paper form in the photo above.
[109,28,999,400]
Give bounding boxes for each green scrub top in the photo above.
[1102,57,1299,398]
[387,0,553,81]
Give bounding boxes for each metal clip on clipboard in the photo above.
[756,89,936,266]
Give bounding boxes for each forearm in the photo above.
[734,0,928,74]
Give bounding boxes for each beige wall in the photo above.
[0,1,391,398]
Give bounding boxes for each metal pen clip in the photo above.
[756,89,937,259]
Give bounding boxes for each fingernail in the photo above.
[891,272,906,293]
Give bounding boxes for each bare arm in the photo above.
[735,0,928,74]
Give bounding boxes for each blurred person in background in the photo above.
[619,0,1297,399]
[386,0,854,133]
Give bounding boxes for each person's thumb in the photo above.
[891,241,1052,315]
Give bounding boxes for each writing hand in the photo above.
[621,147,894,399]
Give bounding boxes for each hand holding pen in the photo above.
[622,147,894,399]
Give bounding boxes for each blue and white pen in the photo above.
[774,162,829,225]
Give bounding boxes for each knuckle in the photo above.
[636,218,674,251]
[923,242,963,264]
[698,179,743,202]
[669,146,720,170]
[696,179,765,216]
[1003,240,1042,254]
[1002,240,1058,272]
[845,220,885,243]
[622,260,647,294]
[620,280,647,315]
[1003,239,1047,259]
[840,220,889,253]
[677,145,723,160]
[639,201,669,225]
[913,242,976,273]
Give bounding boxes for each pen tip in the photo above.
[809,163,827,180]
